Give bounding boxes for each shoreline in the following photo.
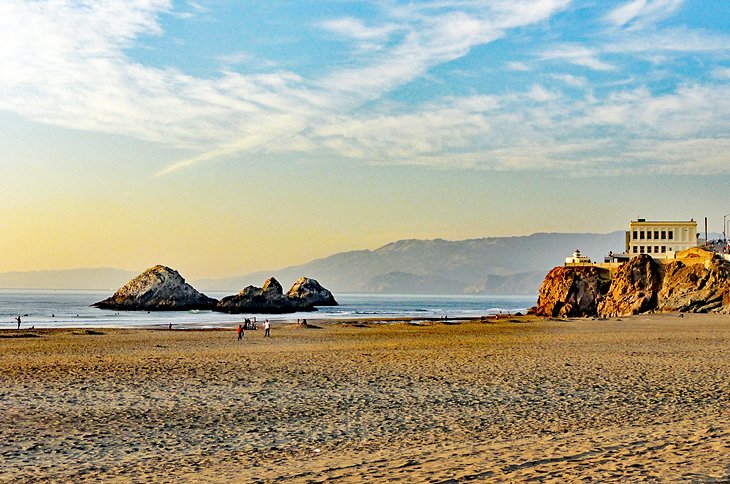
[0,313,528,332]
[2,313,729,481]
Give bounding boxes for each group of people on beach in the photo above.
[237,319,271,340]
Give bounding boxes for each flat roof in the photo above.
[630,220,696,224]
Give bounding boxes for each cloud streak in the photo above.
[0,0,727,177]
[605,0,683,30]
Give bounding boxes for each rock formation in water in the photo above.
[286,277,338,307]
[529,266,611,318]
[93,265,217,311]
[531,248,730,318]
[598,255,662,317]
[215,276,337,314]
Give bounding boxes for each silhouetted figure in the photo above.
[16,316,21,329]
[237,324,244,341]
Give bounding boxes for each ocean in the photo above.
[0,289,537,329]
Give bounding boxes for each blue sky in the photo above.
[0,0,729,277]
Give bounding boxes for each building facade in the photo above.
[625,219,697,259]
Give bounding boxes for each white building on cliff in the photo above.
[625,219,698,259]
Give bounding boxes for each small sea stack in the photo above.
[93,265,217,311]
[215,276,337,314]
[286,277,338,307]
[216,277,311,314]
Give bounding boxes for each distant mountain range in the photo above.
[0,232,627,294]
[194,231,627,295]
[0,268,137,291]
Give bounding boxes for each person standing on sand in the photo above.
[16,316,21,329]
[264,319,271,337]
[237,324,244,341]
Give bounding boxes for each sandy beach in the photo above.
[1,314,729,482]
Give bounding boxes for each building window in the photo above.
[633,230,638,239]
[648,246,653,253]
[640,231,645,239]
[633,246,638,254]
[668,231,674,240]
[661,246,666,253]
[661,231,666,240]
[640,246,645,253]
[654,231,659,239]
[647,231,652,240]
[655,246,660,253]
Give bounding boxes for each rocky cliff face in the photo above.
[286,277,338,306]
[93,265,217,311]
[532,249,730,318]
[598,255,662,317]
[529,266,611,318]
[658,254,730,313]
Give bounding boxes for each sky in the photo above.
[1,0,729,279]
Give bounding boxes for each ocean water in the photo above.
[0,290,537,329]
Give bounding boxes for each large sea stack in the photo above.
[286,277,338,307]
[93,265,217,311]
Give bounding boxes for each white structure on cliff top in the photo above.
[565,249,592,266]
[625,219,698,259]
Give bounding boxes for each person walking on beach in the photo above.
[264,319,271,337]
[16,316,21,329]
[237,324,244,341]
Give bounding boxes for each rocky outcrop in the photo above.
[529,266,611,318]
[598,255,662,317]
[215,276,337,314]
[658,254,730,313]
[531,249,730,318]
[93,265,217,311]
[216,277,308,313]
[286,277,338,306]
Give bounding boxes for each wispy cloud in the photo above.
[0,0,727,177]
[322,17,399,42]
[539,45,614,71]
[605,0,684,30]
[0,0,573,175]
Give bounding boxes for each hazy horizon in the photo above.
[2,229,630,280]
[2,1,729,280]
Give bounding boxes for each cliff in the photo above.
[93,265,217,311]
[658,252,730,313]
[531,249,730,318]
[598,255,662,317]
[529,266,611,318]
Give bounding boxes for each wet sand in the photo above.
[1,314,729,482]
